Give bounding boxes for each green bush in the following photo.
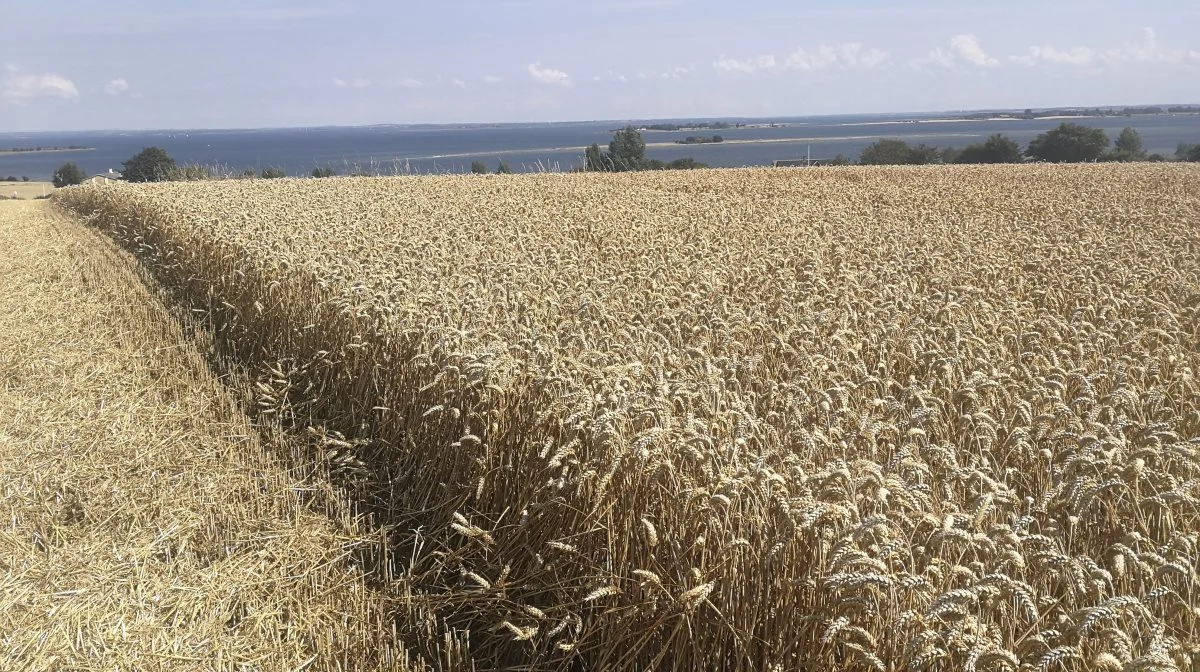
[954,134,1023,164]
[52,162,87,188]
[1025,123,1109,163]
[171,164,214,181]
[121,147,177,182]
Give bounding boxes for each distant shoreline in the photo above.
[0,147,95,156]
[635,123,788,133]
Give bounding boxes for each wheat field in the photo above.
[54,164,1200,671]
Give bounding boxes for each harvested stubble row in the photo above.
[55,164,1200,671]
[0,201,404,670]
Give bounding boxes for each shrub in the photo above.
[954,134,1023,164]
[52,163,87,188]
[121,147,177,182]
[1025,123,1109,163]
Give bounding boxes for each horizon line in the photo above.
[2,102,1198,136]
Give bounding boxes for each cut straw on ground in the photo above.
[0,200,415,671]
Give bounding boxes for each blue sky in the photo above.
[1,0,1198,131]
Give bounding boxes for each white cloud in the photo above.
[451,78,467,89]
[104,78,130,95]
[1101,28,1200,65]
[1,67,79,103]
[602,0,689,9]
[332,77,371,88]
[527,62,571,86]
[398,77,422,88]
[596,70,630,83]
[1010,45,1096,67]
[718,44,886,74]
[1012,28,1200,68]
[949,34,997,67]
[784,47,838,71]
[714,54,777,73]
[787,43,887,71]
[915,34,997,69]
[483,75,503,85]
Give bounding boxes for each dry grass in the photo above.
[0,200,408,671]
[0,181,54,200]
[54,164,1200,671]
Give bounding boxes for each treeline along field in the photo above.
[55,165,1200,670]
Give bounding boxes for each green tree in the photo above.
[826,154,853,166]
[607,126,647,171]
[52,163,87,187]
[584,143,611,171]
[311,167,336,178]
[1176,143,1197,161]
[859,139,919,165]
[908,144,940,165]
[955,134,1023,164]
[939,147,962,164]
[1024,123,1109,163]
[1103,127,1147,162]
[1114,127,1145,156]
[470,161,488,174]
[261,167,286,179]
[495,160,512,174]
[121,147,177,182]
[1187,145,1200,162]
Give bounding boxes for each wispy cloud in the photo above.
[716,43,887,74]
[207,7,348,22]
[503,0,689,12]
[786,43,888,70]
[602,0,689,9]
[914,34,997,69]
[1012,28,1200,67]
[660,64,695,79]
[713,54,777,74]
[483,75,503,85]
[1,66,79,103]
[527,62,571,86]
[451,78,467,89]
[398,77,423,88]
[1010,45,1095,67]
[332,77,371,89]
[103,78,129,95]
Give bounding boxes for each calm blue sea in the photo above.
[3,113,1199,180]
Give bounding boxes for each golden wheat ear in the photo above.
[43,162,1200,670]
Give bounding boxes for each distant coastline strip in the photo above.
[0,147,96,156]
[409,132,983,161]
